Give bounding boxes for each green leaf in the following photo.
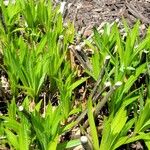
[19,118,30,150]
[122,96,139,107]
[114,132,150,149]
[48,135,59,150]
[116,27,124,65]
[120,118,135,136]
[99,118,112,150]
[57,139,81,150]
[69,107,81,116]
[5,129,19,149]
[123,63,146,93]
[62,121,77,133]
[87,97,99,150]
[145,141,150,149]
[69,77,88,92]
[111,107,127,135]
[134,100,150,133]
[37,35,47,56]
[35,100,42,112]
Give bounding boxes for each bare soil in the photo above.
[64,0,150,32]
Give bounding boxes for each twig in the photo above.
[80,136,93,150]
[83,81,122,129]
[91,55,111,98]
[94,81,122,116]
[76,108,88,124]
[80,125,94,150]
[75,56,111,124]
[69,45,92,71]
[92,81,111,103]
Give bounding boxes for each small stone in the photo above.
[59,2,67,14]
[19,106,24,111]
[83,29,92,38]
[80,136,88,144]
[59,35,64,40]
[104,81,111,87]
[75,45,82,51]
[105,55,111,60]
[115,81,122,87]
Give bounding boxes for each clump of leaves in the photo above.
[0,97,82,150]
[83,21,150,149]
[1,0,75,101]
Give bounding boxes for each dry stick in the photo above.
[94,86,116,116]
[92,83,110,104]
[73,2,81,25]
[77,49,92,69]
[94,81,122,116]
[92,79,111,103]
[69,48,76,70]
[80,136,93,150]
[68,5,83,70]
[91,55,111,99]
[83,81,122,129]
[80,125,94,150]
[70,46,92,71]
[75,56,111,124]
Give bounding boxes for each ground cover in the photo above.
[0,0,150,150]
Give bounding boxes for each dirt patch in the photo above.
[64,0,150,31]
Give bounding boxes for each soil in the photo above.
[64,0,150,33]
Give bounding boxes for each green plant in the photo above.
[4,36,46,99]
[1,0,74,101]
[0,1,80,149]
[1,0,150,149]
[85,21,150,112]
[87,97,150,150]
[83,21,150,149]
[87,96,99,150]
[1,98,31,150]
[55,62,87,120]
[1,97,82,150]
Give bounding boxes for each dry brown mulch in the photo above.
[64,0,150,34]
